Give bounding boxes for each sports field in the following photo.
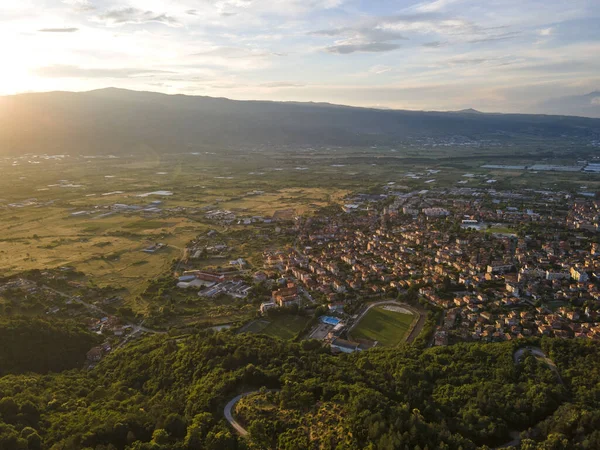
[351,306,415,347]
[242,314,311,340]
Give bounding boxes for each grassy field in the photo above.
[0,154,349,312]
[1,148,597,320]
[351,307,415,347]
[485,226,516,235]
[262,315,311,340]
[243,314,311,340]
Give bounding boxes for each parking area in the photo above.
[309,323,333,340]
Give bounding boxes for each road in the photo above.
[224,389,280,436]
[299,286,315,304]
[495,431,521,449]
[224,392,253,436]
[494,347,563,449]
[513,346,563,384]
[348,300,426,344]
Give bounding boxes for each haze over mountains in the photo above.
[534,91,600,119]
[1,88,599,156]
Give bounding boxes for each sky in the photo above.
[1,0,599,112]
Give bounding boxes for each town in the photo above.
[222,185,600,349]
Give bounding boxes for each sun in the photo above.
[0,42,38,95]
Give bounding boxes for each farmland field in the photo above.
[351,306,415,347]
[1,146,598,321]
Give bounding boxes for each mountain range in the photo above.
[534,91,600,119]
[1,88,599,155]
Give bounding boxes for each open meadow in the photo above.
[2,144,599,319]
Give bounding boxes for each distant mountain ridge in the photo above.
[535,91,600,118]
[0,87,599,155]
[454,108,484,114]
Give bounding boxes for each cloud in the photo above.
[95,8,181,27]
[311,25,408,42]
[259,81,305,87]
[325,42,401,54]
[422,41,445,47]
[312,13,493,56]
[538,27,553,36]
[38,27,79,33]
[313,19,410,55]
[379,14,482,35]
[447,57,488,65]
[468,31,520,44]
[310,29,345,37]
[591,97,600,106]
[369,65,392,74]
[413,0,461,13]
[192,46,284,58]
[35,65,174,78]
[62,0,95,11]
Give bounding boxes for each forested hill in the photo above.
[0,317,99,376]
[0,331,599,449]
[0,88,599,155]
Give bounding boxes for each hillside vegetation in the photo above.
[0,317,100,376]
[0,331,598,449]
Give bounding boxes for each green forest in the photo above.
[0,317,100,376]
[0,319,599,449]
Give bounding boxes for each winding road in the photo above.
[224,389,280,436]
[513,346,563,384]
[495,346,563,449]
[224,392,254,436]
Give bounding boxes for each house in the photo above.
[272,282,300,307]
[260,301,277,314]
[253,271,268,282]
[487,262,514,274]
[423,208,450,217]
[328,302,344,313]
[332,280,346,293]
[186,271,226,283]
[86,346,103,362]
[330,338,361,353]
[570,267,589,283]
[434,330,448,346]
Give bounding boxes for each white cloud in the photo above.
[62,0,94,11]
[412,0,461,13]
[94,8,182,27]
[0,0,597,112]
[369,65,392,74]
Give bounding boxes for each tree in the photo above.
[164,414,187,439]
[152,429,169,445]
[20,428,41,450]
[0,398,18,423]
[204,428,236,450]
